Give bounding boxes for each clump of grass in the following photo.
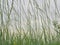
[0,0,60,45]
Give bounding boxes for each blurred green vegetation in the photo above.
[0,0,60,45]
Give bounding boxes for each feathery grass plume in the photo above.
[0,0,60,45]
